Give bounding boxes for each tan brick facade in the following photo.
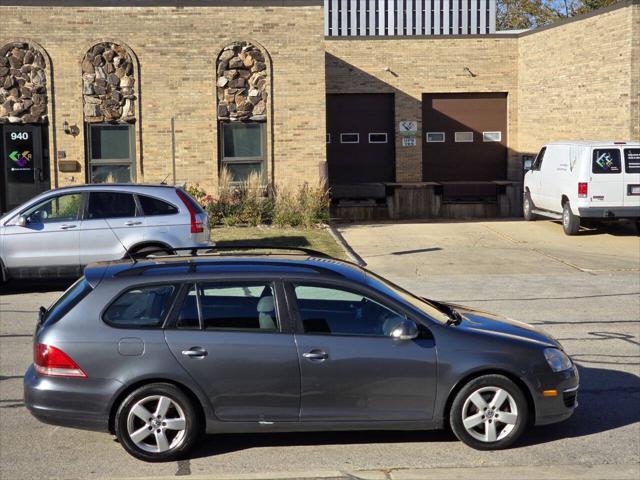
[0,2,326,193]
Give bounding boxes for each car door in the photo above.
[79,191,143,265]
[590,147,624,207]
[286,280,437,422]
[623,148,640,208]
[526,147,545,209]
[1,192,81,278]
[164,280,301,422]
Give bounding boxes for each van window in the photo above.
[592,149,621,174]
[624,149,640,174]
[531,147,546,171]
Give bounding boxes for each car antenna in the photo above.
[160,174,170,185]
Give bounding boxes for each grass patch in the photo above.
[212,226,348,261]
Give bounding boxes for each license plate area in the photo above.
[628,185,640,196]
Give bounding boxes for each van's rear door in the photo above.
[589,147,624,207]
[623,148,640,207]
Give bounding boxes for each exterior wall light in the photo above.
[63,120,80,137]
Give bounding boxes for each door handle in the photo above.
[60,224,77,230]
[125,221,142,226]
[181,347,207,358]
[302,350,328,361]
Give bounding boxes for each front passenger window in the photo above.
[293,284,405,337]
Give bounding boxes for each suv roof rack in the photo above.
[133,245,336,261]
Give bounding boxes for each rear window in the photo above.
[103,284,176,328]
[43,277,93,327]
[138,195,179,216]
[88,192,137,219]
[624,149,640,174]
[592,149,621,174]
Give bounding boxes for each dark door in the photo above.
[422,93,507,185]
[1,124,50,213]
[326,93,395,186]
[164,281,301,422]
[287,282,437,422]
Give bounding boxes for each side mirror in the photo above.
[16,216,27,227]
[390,319,419,341]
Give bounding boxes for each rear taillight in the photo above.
[578,182,588,198]
[176,189,204,234]
[34,343,87,378]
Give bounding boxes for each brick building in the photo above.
[0,0,638,218]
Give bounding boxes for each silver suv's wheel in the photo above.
[115,383,199,461]
[450,374,528,450]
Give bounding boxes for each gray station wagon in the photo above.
[0,184,210,281]
[24,248,579,461]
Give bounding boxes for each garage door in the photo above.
[326,94,395,186]
[422,93,507,184]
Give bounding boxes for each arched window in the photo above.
[216,41,269,184]
[81,42,137,183]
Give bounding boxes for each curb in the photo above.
[327,224,367,266]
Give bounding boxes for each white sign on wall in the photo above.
[402,137,417,147]
[399,121,418,137]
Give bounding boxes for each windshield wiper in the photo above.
[423,298,463,326]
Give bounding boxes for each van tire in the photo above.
[562,202,580,235]
[523,193,536,221]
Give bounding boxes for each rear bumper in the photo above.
[23,364,121,432]
[533,364,580,426]
[578,206,640,219]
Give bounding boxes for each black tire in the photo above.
[115,383,200,462]
[523,192,536,221]
[449,374,529,451]
[562,202,580,235]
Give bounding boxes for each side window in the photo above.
[592,149,621,174]
[103,284,176,328]
[199,283,278,331]
[22,193,82,224]
[532,147,546,171]
[88,192,137,219]
[293,284,406,337]
[138,195,179,216]
[176,285,200,329]
[624,149,640,174]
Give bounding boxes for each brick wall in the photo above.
[0,2,326,193]
[325,37,520,181]
[518,2,639,155]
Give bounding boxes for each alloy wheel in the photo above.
[126,395,187,453]
[461,387,518,443]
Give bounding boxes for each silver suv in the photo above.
[0,184,210,281]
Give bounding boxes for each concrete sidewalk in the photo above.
[123,463,639,480]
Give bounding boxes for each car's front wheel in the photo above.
[523,192,536,221]
[450,374,529,450]
[115,383,199,462]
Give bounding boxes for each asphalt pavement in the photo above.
[0,219,638,479]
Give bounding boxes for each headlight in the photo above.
[544,348,572,373]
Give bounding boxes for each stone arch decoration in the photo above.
[216,41,268,121]
[81,42,136,123]
[0,42,48,124]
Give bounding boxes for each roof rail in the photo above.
[132,245,335,262]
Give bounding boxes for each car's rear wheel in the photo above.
[130,245,172,260]
[562,202,580,235]
[523,192,536,221]
[450,374,529,450]
[115,383,199,462]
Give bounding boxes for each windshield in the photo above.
[364,270,451,324]
[42,277,93,327]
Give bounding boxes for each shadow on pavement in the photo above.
[550,221,640,237]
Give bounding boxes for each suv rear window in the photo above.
[103,284,176,328]
[138,195,179,216]
[624,149,640,174]
[592,149,621,174]
[88,192,137,219]
[43,277,93,327]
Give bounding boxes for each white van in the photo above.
[523,141,640,235]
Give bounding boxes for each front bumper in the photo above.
[578,206,640,219]
[23,364,122,432]
[532,363,580,426]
